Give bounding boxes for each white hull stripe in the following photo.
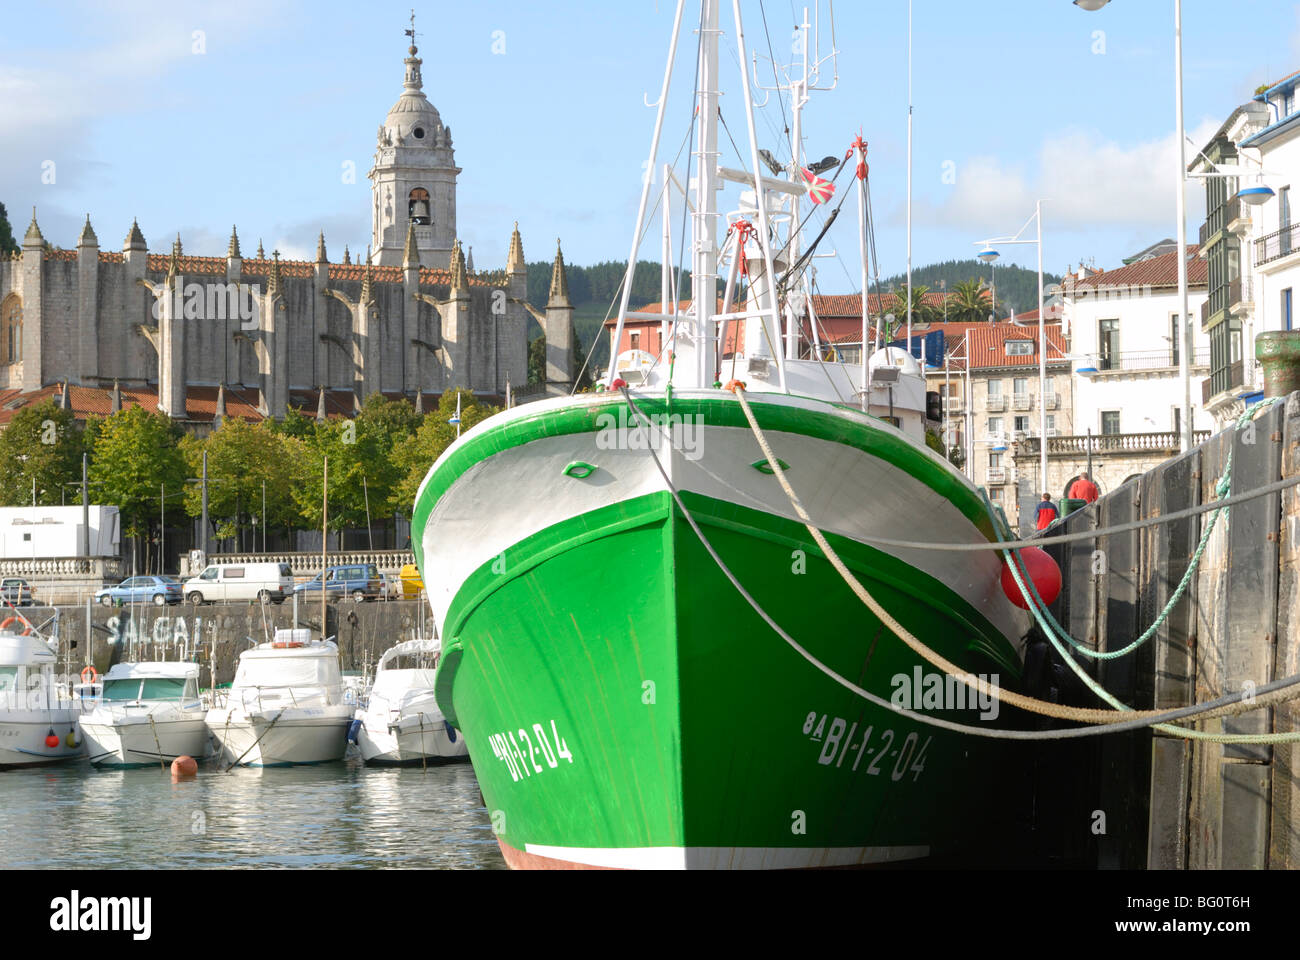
[522,843,931,870]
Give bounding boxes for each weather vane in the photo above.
[405,9,419,49]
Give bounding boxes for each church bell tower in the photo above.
[369,15,460,268]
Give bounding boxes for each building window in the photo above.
[1012,377,1028,397]
[1101,411,1121,435]
[408,187,431,226]
[1284,288,1294,332]
[1014,415,1029,434]
[629,332,640,353]
[1172,406,1181,436]
[1099,319,1119,370]
[1169,312,1180,367]
[0,296,20,365]
[988,416,1003,436]
[1282,187,1292,257]
[989,452,1003,468]
[989,487,1001,503]
[1046,414,1056,433]
[1005,340,1032,356]
[987,379,1002,397]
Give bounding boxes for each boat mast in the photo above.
[694,0,720,387]
[607,0,685,388]
[905,0,913,352]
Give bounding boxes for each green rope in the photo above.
[990,397,1300,743]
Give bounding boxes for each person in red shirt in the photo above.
[1068,472,1100,504]
[1034,493,1059,531]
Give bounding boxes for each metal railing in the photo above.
[1203,358,1245,404]
[1012,394,1032,411]
[1093,347,1210,373]
[985,396,1006,412]
[986,467,1007,484]
[180,549,414,579]
[1228,276,1254,313]
[1255,221,1300,265]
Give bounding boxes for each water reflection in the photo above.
[0,759,505,870]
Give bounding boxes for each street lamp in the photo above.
[973,199,1049,494]
[1077,0,1192,452]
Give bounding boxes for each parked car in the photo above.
[0,578,34,607]
[183,562,294,605]
[293,564,382,602]
[94,575,183,607]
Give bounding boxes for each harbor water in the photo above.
[0,758,505,869]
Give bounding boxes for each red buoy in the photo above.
[44,733,59,748]
[1001,547,1061,610]
[171,755,198,780]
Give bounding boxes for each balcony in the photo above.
[1201,358,1245,405]
[1255,221,1300,266]
[1012,394,1032,411]
[985,396,1006,412]
[944,397,964,413]
[986,467,1007,484]
[1228,276,1254,317]
[1092,348,1210,374]
[1017,431,1212,458]
[985,431,1009,447]
[1225,197,1252,235]
[1044,392,1060,410]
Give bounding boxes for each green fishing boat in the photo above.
[415,0,1031,868]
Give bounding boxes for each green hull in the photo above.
[435,487,1022,868]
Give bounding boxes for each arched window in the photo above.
[0,296,21,365]
[408,188,431,226]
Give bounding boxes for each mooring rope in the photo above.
[618,386,1300,741]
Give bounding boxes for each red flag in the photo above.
[801,167,835,204]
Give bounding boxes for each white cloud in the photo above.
[911,120,1220,235]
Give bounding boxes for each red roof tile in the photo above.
[1067,246,1207,291]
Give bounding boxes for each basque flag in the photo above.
[801,167,835,204]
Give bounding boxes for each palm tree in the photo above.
[949,278,991,325]
[885,284,938,336]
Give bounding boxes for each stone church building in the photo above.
[0,33,574,430]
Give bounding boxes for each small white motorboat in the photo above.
[206,630,354,767]
[79,662,210,767]
[354,638,467,765]
[0,627,85,767]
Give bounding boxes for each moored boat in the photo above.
[79,662,210,767]
[0,628,84,768]
[355,638,467,765]
[205,630,354,767]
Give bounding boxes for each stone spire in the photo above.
[256,238,265,259]
[343,245,351,265]
[173,233,183,257]
[124,218,146,251]
[110,379,122,414]
[58,380,70,410]
[548,238,570,306]
[414,390,424,414]
[316,231,328,264]
[506,221,525,274]
[466,246,474,274]
[78,215,97,247]
[403,220,420,269]
[268,249,281,292]
[360,260,373,303]
[23,208,43,246]
[167,241,179,279]
[213,383,226,427]
[449,239,468,292]
[316,386,327,422]
[227,225,241,259]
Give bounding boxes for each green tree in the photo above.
[949,278,991,325]
[886,284,938,335]
[274,406,318,439]
[388,389,498,520]
[179,420,306,546]
[0,202,18,256]
[88,407,187,563]
[0,400,85,505]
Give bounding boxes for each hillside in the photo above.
[878,259,1063,319]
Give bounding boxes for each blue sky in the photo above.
[3,0,1298,291]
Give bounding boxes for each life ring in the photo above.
[80,665,99,685]
[0,616,30,636]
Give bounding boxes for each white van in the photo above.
[183,562,294,605]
